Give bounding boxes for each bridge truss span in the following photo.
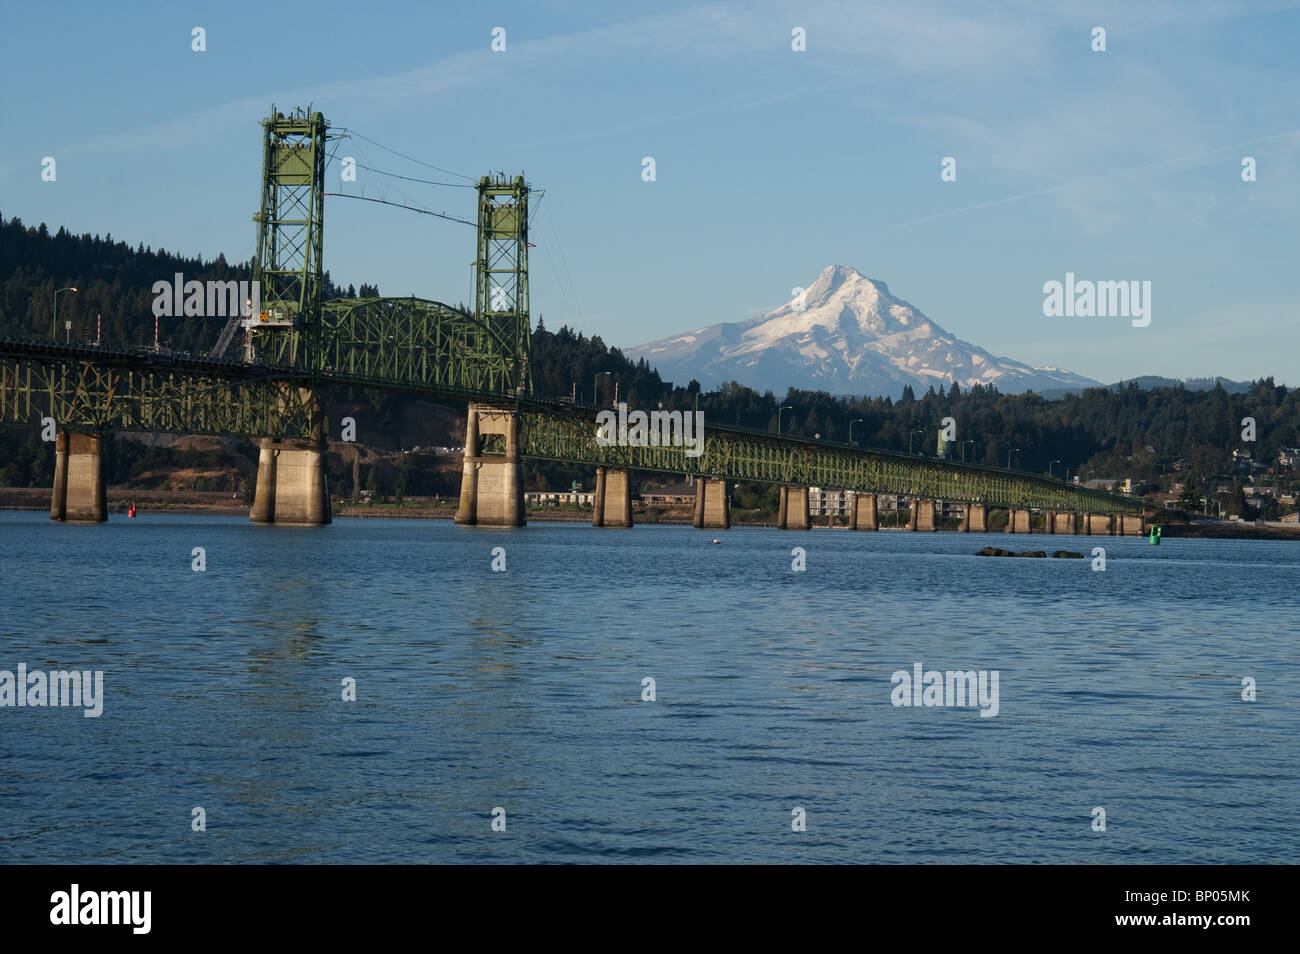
[518,401,1141,515]
[0,338,316,438]
[318,296,524,397]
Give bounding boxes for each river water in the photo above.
[1,511,1296,863]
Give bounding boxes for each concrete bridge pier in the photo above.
[693,478,729,529]
[911,498,936,531]
[250,436,332,525]
[49,432,107,522]
[454,402,525,527]
[777,486,810,530]
[1120,513,1144,535]
[592,466,633,528]
[1050,511,1077,534]
[959,503,987,532]
[1007,508,1031,533]
[1082,513,1111,535]
[848,492,878,530]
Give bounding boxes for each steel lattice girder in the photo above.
[248,107,328,369]
[0,345,315,438]
[517,403,1142,515]
[318,297,524,396]
[475,174,530,397]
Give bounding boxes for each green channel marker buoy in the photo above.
[1149,525,1162,545]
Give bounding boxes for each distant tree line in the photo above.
[529,317,1299,496]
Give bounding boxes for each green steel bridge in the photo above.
[0,106,1139,518]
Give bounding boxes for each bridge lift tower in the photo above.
[248,107,327,367]
[455,173,533,527]
[474,172,531,398]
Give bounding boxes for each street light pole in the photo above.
[849,418,863,446]
[1049,459,1061,480]
[777,405,792,435]
[53,286,77,341]
[1007,448,1020,469]
[594,371,611,406]
[961,440,975,462]
[909,428,924,455]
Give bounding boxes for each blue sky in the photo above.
[3,0,1298,385]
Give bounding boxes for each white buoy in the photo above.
[712,538,721,544]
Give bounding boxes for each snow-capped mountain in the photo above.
[626,265,1099,398]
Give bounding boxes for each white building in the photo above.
[525,491,595,506]
[809,487,851,517]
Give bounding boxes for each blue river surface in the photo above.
[0,510,1296,864]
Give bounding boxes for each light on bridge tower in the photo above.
[475,173,531,397]
[249,105,327,366]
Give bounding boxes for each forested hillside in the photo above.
[0,213,378,351]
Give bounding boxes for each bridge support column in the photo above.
[1083,513,1111,535]
[959,504,986,532]
[1120,513,1143,535]
[1007,508,1031,533]
[49,432,106,522]
[250,439,277,523]
[1052,511,1077,534]
[848,492,878,530]
[592,467,633,528]
[912,498,936,531]
[693,478,729,529]
[777,486,809,529]
[250,436,331,526]
[455,402,525,527]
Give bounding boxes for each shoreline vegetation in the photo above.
[2,488,1298,539]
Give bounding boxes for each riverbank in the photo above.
[4,488,1297,538]
[0,487,248,515]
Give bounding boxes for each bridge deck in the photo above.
[1,336,1139,514]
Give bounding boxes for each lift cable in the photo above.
[334,128,477,182]
[322,192,477,228]
[351,162,474,188]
